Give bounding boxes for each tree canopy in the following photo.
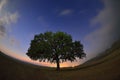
[26,31,86,70]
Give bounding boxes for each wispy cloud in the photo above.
[0,12,19,37]
[0,0,7,12]
[0,0,20,54]
[0,0,7,37]
[84,0,120,56]
[0,12,19,25]
[0,22,6,37]
[59,9,73,16]
[0,0,19,38]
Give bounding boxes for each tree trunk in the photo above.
[55,48,60,71]
[56,58,60,71]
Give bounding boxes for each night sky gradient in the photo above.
[0,0,120,67]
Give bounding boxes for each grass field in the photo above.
[0,40,120,80]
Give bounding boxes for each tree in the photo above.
[26,31,86,70]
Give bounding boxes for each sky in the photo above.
[0,0,120,67]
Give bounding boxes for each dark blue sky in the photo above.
[10,0,103,53]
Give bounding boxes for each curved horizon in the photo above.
[0,0,120,67]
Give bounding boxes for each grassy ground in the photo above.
[44,48,120,80]
[0,41,120,80]
[0,52,49,80]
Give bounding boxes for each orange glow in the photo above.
[0,45,82,68]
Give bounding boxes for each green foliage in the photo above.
[26,31,86,69]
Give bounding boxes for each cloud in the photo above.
[0,22,6,37]
[0,0,7,12]
[0,0,20,54]
[0,0,7,37]
[59,9,73,16]
[0,12,19,25]
[84,0,120,55]
[0,12,19,37]
[0,0,19,38]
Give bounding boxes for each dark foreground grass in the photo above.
[0,41,120,80]
[44,48,120,80]
[0,52,49,80]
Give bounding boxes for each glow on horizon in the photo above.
[0,0,119,68]
[0,45,83,68]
